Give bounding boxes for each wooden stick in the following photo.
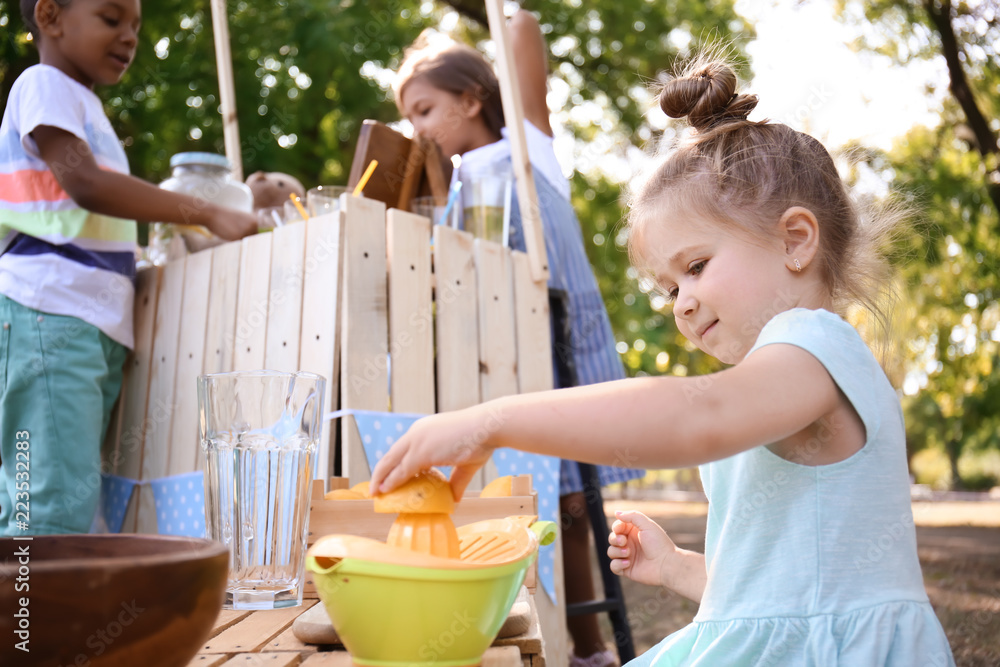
[210,0,243,181]
[484,0,550,284]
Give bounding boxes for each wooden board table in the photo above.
[187,593,545,667]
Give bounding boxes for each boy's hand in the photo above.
[608,510,675,587]
[369,405,500,501]
[202,205,258,241]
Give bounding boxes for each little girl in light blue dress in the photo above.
[622,308,953,666]
[372,57,955,666]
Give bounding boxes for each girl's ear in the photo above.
[35,0,64,38]
[458,91,483,120]
[778,206,820,272]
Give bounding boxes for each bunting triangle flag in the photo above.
[149,471,206,538]
[327,408,452,479]
[351,410,424,472]
[100,474,138,534]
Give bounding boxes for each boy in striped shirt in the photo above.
[0,0,257,535]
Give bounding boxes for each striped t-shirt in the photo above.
[0,64,137,348]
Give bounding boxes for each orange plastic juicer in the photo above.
[306,470,556,667]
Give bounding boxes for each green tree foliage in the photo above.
[1,0,748,382]
[885,123,1000,489]
[2,0,440,182]
[836,0,999,212]
[837,0,1000,488]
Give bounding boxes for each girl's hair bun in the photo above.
[659,62,758,132]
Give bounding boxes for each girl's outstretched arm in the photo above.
[508,9,553,137]
[370,343,841,499]
[372,344,846,498]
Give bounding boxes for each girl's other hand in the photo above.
[369,404,502,501]
[608,510,675,587]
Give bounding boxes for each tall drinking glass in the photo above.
[198,370,326,610]
[460,163,513,246]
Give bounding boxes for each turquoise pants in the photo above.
[0,295,126,535]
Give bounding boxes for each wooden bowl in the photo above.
[0,534,228,667]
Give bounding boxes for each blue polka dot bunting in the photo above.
[149,471,206,538]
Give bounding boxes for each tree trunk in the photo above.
[946,438,964,490]
[924,0,1000,216]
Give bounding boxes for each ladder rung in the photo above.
[566,599,624,617]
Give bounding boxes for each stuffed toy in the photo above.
[246,171,307,210]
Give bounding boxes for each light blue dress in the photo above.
[629,308,955,666]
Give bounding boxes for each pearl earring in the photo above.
[793,258,801,272]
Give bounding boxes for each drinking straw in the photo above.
[440,181,462,228]
[289,193,310,221]
[270,209,284,228]
[353,159,378,197]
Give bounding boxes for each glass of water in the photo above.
[198,370,326,610]
[459,163,512,246]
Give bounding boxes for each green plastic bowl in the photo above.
[307,554,534,667]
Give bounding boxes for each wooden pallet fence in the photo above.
[101,197,563,664]
[103,213,344,533]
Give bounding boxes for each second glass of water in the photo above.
[198,370,326,610]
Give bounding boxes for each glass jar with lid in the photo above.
[147,152,254,265]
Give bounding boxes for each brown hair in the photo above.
[20,0,71,41]
[393,35,505,139]
[629,56,904,348]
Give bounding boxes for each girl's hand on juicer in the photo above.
[370,404,499,501]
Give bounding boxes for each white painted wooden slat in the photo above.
[474,241,518,486]
[475,241,519,402]
[232,232,272,371]
[386,209,434,415]
[170,250,213,475]
[340,195,389,482]
[432,225,480,414]
[511,250,553,394]
[202,241,242,376]
[264,222,307,372]
[112,266,160,532]
[300,213,344,489]
[136,259,185,533]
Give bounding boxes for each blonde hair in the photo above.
[393,35,505,139]
[628,57,905,352]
